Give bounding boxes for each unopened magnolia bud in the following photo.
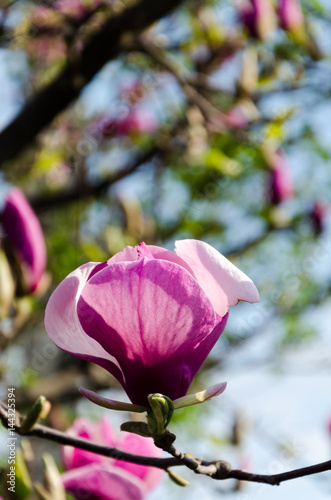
[0,250,15,319]
[147,393,174,436]
[20,396,50,434]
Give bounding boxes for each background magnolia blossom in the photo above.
[62,417,163,500]
[1,187,47,294]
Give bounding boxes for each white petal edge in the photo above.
[44,262,123,373]
[173,382,227,409]
[175,239,259,317]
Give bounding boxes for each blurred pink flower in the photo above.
[54,0,101,20]
[239,0,277,40]
[28,36,66,62]
[226,99,260,129]
[268,150,294,204]
[30,6,60,31]
[309,201,328,236]
[1,188,47,293]
[278,0,304,33]
[328,414,331,436]
[62,417,162,500]
[120,79,147,105]
[101,109,159,138]
[45,240,259,406]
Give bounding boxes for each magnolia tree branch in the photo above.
[1,401,331,486]
[0,0,185,167]
[136,37,227,124]
[30,145,161,212]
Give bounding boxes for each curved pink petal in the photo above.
[77,258,217,404]
[80,387,147,413]
[107,242,154,265]
[146,244,194,275]
[115,433,163,490]
[269,150,294,204]
[107,245,140,264]
[175,240,259,317]
[279,0,304,31]
[44,262,125,386]
[182,312,228,380]
[62,416,163,494]
[62,464,146,500]
[62,417,116,470]
[2,188,46,292]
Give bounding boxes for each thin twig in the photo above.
[30,145,160,212]
[136,37,227,122]
[1,401,331,485]
[0,402,178,469]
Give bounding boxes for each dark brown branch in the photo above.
[30,145,160,212]
[224,461,331,485]
[1,400,330,485]
[0,402,178,469]
[0,0,185,167]
[136,37,227,123]
[159,438,331,485]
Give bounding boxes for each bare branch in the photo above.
[30,145,161,212]
[136,37,227,123]
[1,401,331,486]
[0,401,178,469]
[0,0,185,167]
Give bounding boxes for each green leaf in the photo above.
[13,448,32,500]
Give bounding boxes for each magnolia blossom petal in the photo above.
[173,382,227,409]
[44,262,125,385]
[62,417,115,470]
[62,416,162,497]
[180,313,228,393]
[146,244,194,274]
[2,188,46,292]
[175,239,259,317]
[78,258,217,404]
[107,242,154,264]
[269,150,294,204]
[279,0,304,31]
[80,388,148,413]
[116,433,163,491]
[62,464,146,500]
[107,245,140,264]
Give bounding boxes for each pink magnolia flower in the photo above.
[239,0,277,40]
[278,0,321,60]
[54,0,101,21]
[268,150,294,205]
[101,109,158,138]
[45,240,259,406]
[62,417,162,500]
[309,201,328,236]
[27,36,66,62]
[1,188,47,293]
[278,0,304,33]
[226,99,260,129]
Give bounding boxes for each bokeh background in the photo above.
[0,0,331,498]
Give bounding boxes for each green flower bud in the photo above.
[20,396,50,434]
[147,393,174,437]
